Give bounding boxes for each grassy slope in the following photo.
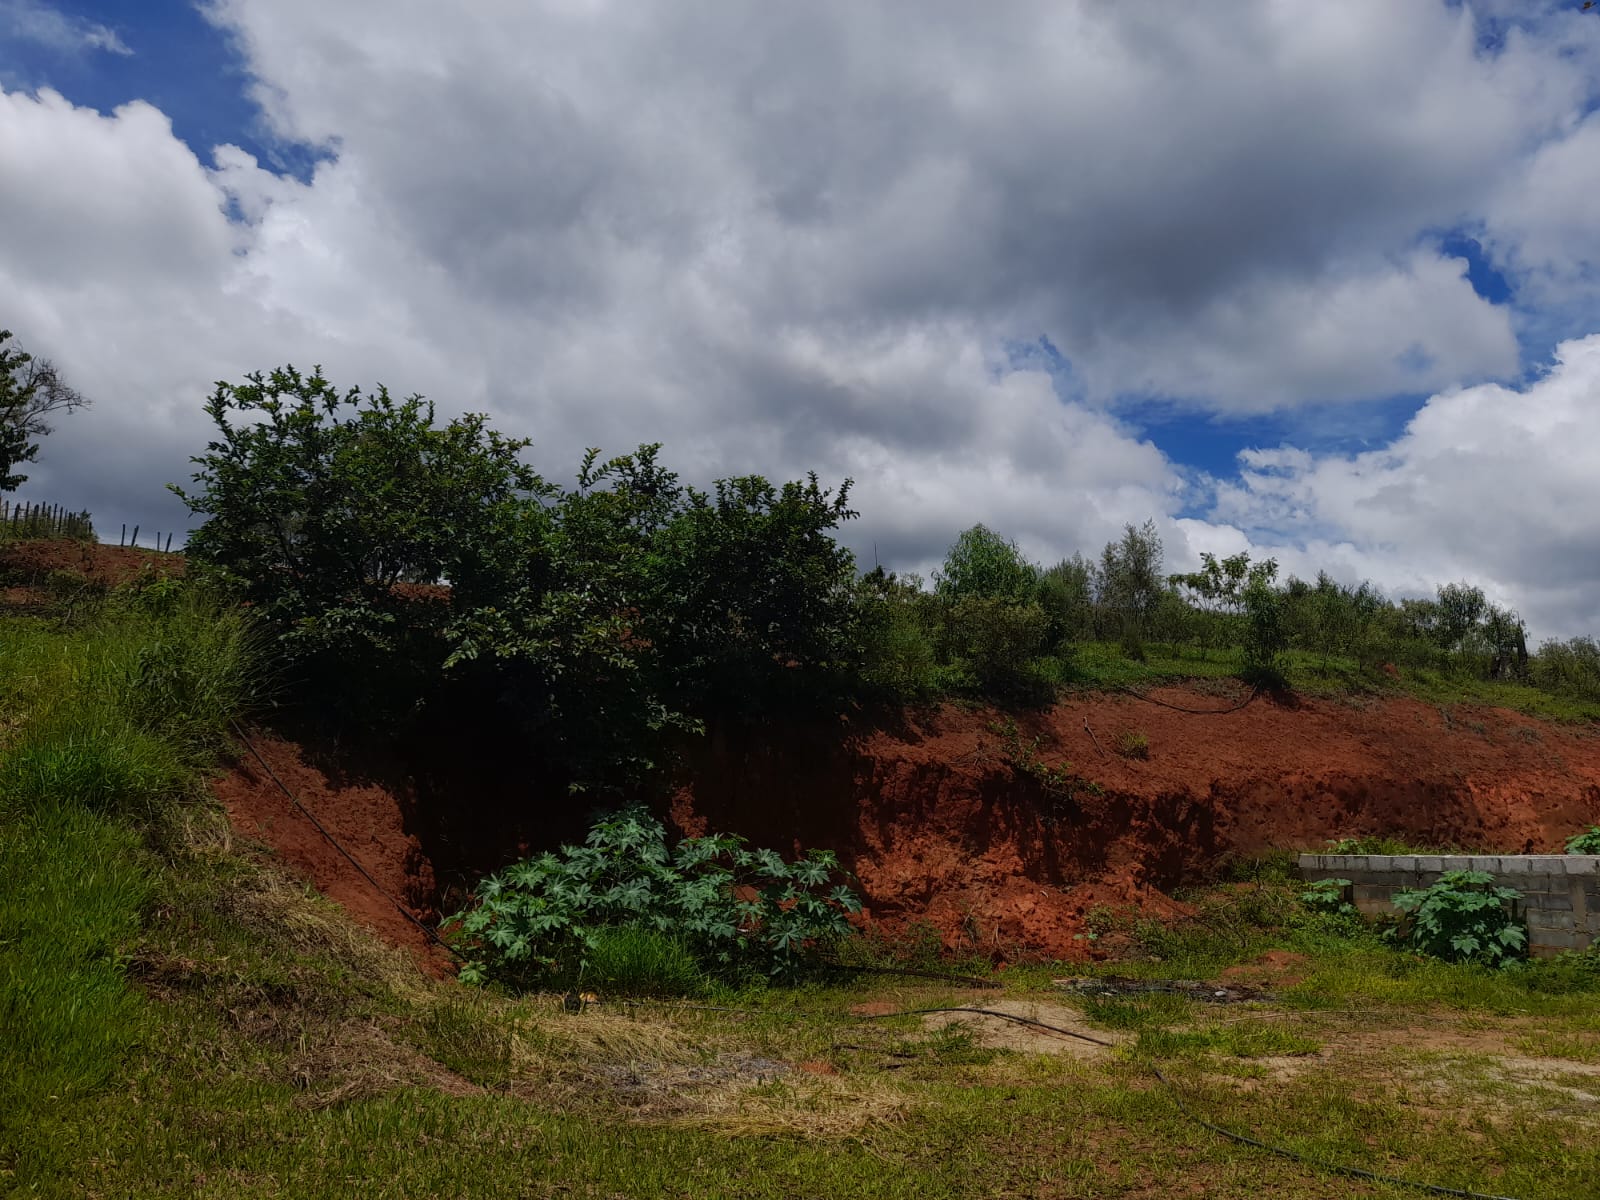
[4,587,1599,1198]
[1068,639,1600,722]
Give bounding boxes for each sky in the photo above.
[3,1,1600,637]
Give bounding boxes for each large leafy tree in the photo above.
[934,524,1037,602]
[177,366,863,789]
[652,472,861,709]
[443,444,697,787]
[1,329,90,492]
[173,365,550,711]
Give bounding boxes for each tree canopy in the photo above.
[1,329,89,493]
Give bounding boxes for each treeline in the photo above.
[174,365,1599,796]
[174,367,864,791]
[858,521,1577,699]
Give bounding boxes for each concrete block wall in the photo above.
[1298,854,1600,957]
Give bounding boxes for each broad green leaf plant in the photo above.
[1566,827,1600,855]
[1388,870,1527,967]
[449,809,862,989]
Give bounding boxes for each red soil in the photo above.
[10,538,1593,965]
[211,733,454,977]
[0,538,183,590]
[209,687,1600,970]
[671,688,1600,961]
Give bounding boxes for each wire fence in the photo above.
[1,498,184,551]
[1,498,95,541]
[115,523,177,553]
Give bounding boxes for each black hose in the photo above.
[1111,683,1262,715]
[878,1006,1519,1200]
[230,721,466,963]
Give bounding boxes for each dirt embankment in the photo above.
[671,690,1600,959]
[0,538,182,605]
[213,688,1600,970]
[213,733,454,977]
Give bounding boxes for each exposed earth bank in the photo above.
[216,687,1600,969]
[12,540,1599,962]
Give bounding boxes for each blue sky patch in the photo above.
[0,0,325,179]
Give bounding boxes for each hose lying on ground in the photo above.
[870,1006,1519,1200]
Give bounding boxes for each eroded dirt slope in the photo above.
[214,687,1600,968]
[214,733,454,976]
[673,688,1600,959]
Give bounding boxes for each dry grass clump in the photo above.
[287,1017,483,1109]
[172,801,434,1002]
[1112,729,1150,760]
[687,1071,908,1137]
[422,989,906,1136]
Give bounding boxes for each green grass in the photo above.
[0,586,256,820]
[7,574,1600,1198]
[0,804,150,1115]
[1056,639,1600,721]
[1133,1022,1322,1060]
[579,924,707,996]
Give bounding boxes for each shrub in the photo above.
[450,808,862,990]
[1389,870,1527,967]
[1566,827,1600,855]
[940,596,1052,699]
[1298,878,1356,918]
[1532,636,1600,701]
[857,575,940,698]
[989,717,1100,823]
[1240,561,1289,686]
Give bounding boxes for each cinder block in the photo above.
[1532,892,1573,911]
[1364,871,1407,888]
[1418,856,1444,873]
[1501,857,1536,874]
[1532,929,1592,953]
[1468,856,1502,874]
[1528,912,1577,931]
[1564,856,1600,876]
[1391,856,1418,872]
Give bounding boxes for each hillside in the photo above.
[214,683,1600,968]
[7,536,1600,1198]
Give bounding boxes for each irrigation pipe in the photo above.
[869,1006,1520,1200]
[230,721,466,963]
[1111,682,1263,715]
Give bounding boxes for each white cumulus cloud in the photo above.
[2,2,1600,632]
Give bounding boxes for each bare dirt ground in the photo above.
[674,694,1600,957]
[0,537,183,606]
[209,688,1600,976]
